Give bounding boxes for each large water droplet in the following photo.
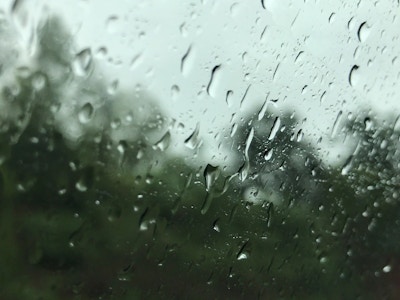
[72,48,92,77]
[207,65,222,98]
[268,117,281,140]
[78,102,94,124]
[153,131,171,151]
[264,148,273,161]
[204,164,220,192]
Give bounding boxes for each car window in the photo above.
[1,1,399,299]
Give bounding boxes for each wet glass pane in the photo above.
[1,0,400,299]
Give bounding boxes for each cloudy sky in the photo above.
[2,0,400,166]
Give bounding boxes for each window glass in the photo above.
[1,0,399,298]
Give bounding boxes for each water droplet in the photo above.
[213,219,220,232]
[207,65,222,98]
[153,131,171,151]
[75,180,88,192]
[268,117,281,140]
[331,110,343,138]
[264,148,273,161]
[261,0,266,9]
[237,253,248,260]
[272,63,280,80]
[226,90,234,107]
[11,0,28,29]
[364,117,373,130]
[320,91,327,103]
[204,164,220,192]
[348,65,360,87]
[107,80,119,94]
[296,129,304,142]
[72,48,92,77]
[181,45,194,76]
[230,3,240,16]
[357,21,370,42]
[106,15,119,34]
[31,72,46,91]
[341,155,353,175]
[78,102,94,124]
[184,123,201,149]
[258,95,269,120]
[329,12,336,23]
[240,85,251,107]
[383,265,392,273]
[130,53,142,69]
[237,241,250,260]
[171,85,180,101]
[201,193,214,215]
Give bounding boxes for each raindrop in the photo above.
[31,72,46,91]
[106,15,119,34]
[181,45,193,76]
[117,140,127,155]
[75,179,87,192]
[272,63,280,80]
[107,80,119,94]
[184,123,201,149]
[171,85,180,101]
[328,12,336,23]
[341,155,353,175]
[294,51,304,63]
[240,84,251,107]
[238,160,250,182]
[78,102,94,124]
[296,129,304,142]
[357,21,370,42]
[331,110,342,138]
[348,65,360,87]
[268,117,281,140]
[207,65,222,98]
[264,148,273,161]
[213,219,220,232]
[236,241,250,260]
[96,47,107,59]
[320,91,327,103]
[130,53,142,69]
[230,3,240,16]
[11,0,28,29]
[383,265,392,273]
[226,90,234,107]
[364,117,373,130]
[201,193,214,215]
[153,131,171,151]
[139,208,149,231]
[261,0,266,9]
[72,48,92,77]
[258,95,269,120]
[204,164,220,192]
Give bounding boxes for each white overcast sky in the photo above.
[2,0,400,167]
